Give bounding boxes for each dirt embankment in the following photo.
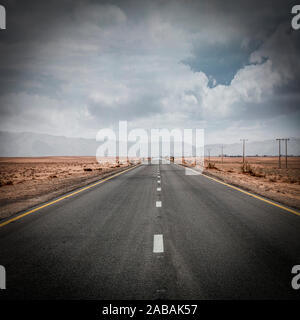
[182,157,300,210]
[0,157,137,220]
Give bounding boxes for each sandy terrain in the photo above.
[181,156,300,210]
[0,156,137,220]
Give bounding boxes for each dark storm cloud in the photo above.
[181,0,296,86]
[0,68,65,97]
[0,0,299,141]
[182,40,261,86]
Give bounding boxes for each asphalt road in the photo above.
[0,163,299,299]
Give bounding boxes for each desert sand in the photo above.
[0,156,136,219]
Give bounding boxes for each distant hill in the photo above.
[0,131,299,157]
[0,131,99,157]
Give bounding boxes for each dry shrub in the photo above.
[241,162,253,174]
[84,168,93,172]
[240,163,266,177]
[207,162,217,169]
[251,167,266,178]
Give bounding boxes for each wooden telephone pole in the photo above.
[221,144,224,164]
[206,148,211,166]
[240,139,248,164]
[276,138,289,168]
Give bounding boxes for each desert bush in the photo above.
[240,162,265,177]
[207,162,216,169]
[84,168,93,172]
[251,167,266,178]
[268,176,277,182]
[241,162,253,174]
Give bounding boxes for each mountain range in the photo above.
[0,131,299,157]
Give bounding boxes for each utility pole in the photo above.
[181,137,185,165]
[207,148,211,164]
[276,139,281,168]
[276,138,289,169]
[240,139,248,164]
[221,144,224,164]
[285,138,289,169]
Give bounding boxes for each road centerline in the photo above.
[153,234,164,253]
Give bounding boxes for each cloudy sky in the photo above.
[0,0,299,144]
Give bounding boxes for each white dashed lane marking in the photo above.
[156,201,162,207]
[157,187,161,191]
[153,234,164,253]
